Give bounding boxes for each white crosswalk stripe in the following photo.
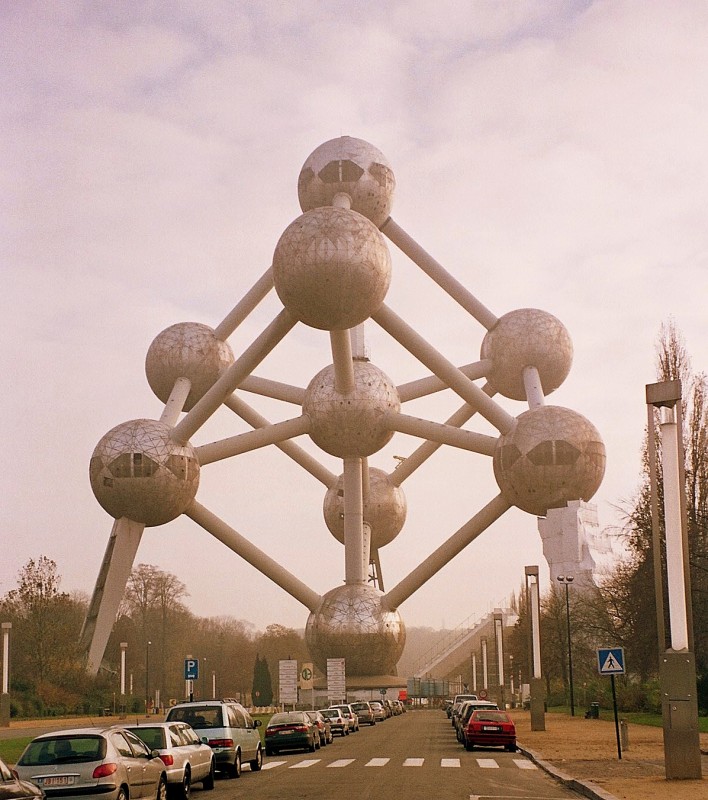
[289,759,319,769]
[327,759,355,768]
[402,758,425,766]
[513,758,537,770]
[365,758,390,767]
[262,760,286,770]
[441,758,460,768]
[476,758,499,768]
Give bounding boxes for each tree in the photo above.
[251,654,273,706]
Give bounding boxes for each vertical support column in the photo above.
[525,565,545,730]
[1,623,11,727]
[481,639,488,691]
[471,652,477,693]
[343,457,367,585]
[119,642,127,718]
[646,380,702,780]
[494,612,505,708]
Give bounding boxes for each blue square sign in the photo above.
[184,658,199,680]
[597,647,625,675]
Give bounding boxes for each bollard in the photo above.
[620,719,629,751]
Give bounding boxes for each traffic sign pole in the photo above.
[611,675,621,760]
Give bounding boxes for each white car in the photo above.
[329,704,359,732]
[125,722,215,799]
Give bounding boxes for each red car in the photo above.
[463,709,516,752]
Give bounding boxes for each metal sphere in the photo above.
[493,405,605,516]
[89,419,199,527]
[145,322,234,411]
[305,584,406,676]
[273,207,391,331]
[323,467,407,548]
[298,136,395,227]
[480,309,573,400]
[303,362,399,457]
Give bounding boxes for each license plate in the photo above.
[483,725,502,731]
[278,731,291,735]
[43,776,76,787]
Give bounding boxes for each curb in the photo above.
[517,743,621,800]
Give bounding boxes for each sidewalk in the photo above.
[511,709,707,800]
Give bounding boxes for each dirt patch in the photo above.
[510,709,707,800]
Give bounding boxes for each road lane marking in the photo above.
[476,758,499,768]
[441,758,460,767]
[403,758,425,766]
[365,758,389,766]
[513,758,537,769]
[290,759,320,768]
[262,761,286,770]
[327,759,355,768]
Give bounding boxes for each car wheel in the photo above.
[202,760,215,791]
[249,746,263,771]
[308,738,316,753]
[505,743,517,752]
[226,750,241,778]
[265,746,274,757]
[156,776,168,800]
[117,788,128,800]
[465,740,474,751]
[178,768,190,800]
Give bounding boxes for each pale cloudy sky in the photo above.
[3,1,708,634]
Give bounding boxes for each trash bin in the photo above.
[585,702,600,719]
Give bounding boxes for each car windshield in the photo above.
[268,713,304,726]
[126,727,165,750]
[473,711,509,723]
[167,706,223,728]
[321,710,339,719]
[350,703,367,709]
[19,735,106,766]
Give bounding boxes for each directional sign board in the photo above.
[184,658,199,680]
[597,647,625,675]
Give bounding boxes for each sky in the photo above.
[3,1,708,639]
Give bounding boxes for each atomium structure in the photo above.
[81,136,606,686]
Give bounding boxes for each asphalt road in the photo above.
[192,710,582,800]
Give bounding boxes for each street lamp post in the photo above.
[145,640,151,715]
[1,623,11,727]
[557,576,575,716]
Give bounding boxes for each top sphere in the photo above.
[298,136,395,227]
[481,309,573,401]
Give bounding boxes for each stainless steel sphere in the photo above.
[305,584,406,676]
[298,136,395,227]
[145,322,234,411]
[493,405,605,516]
[273,206,391,331]
[303,362,400,457]
[89,419,199,526]
[323,467,407,548]
[481,309,573,400]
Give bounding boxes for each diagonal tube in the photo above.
[397,360,492,402]
[373,304,514,434]
[381,217,498,330]
[185,499,322,612]
[195,415,311,464]
[382,493,511,611]
[213,267,274,340]
[384,411,497,456]
[171,309,297,445]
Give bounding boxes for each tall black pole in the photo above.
[565,583,575,716]
[145,640,151,714]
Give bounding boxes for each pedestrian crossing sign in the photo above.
[597,647,625,675]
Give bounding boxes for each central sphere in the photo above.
[305,584,405,676]
[89,419,199,527]
[272,206,391,331]
[303,362,399,457]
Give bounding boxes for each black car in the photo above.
[0,755,44,800]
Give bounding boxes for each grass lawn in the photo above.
[547,705,708,733]
[0,737,32,765]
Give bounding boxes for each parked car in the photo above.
[449,693,478,720]
[369,701,386,722]
[14,726,167,800]
[0,755,44,800]
[349,701,376,726]
[455,700,499,742]
[305,711,333,747]
[124,722,214,798]
[463,709,517,752]
[320,708,349,737]
[264,712,318,755]
[165,700,262,778]
[329,704,359,732]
